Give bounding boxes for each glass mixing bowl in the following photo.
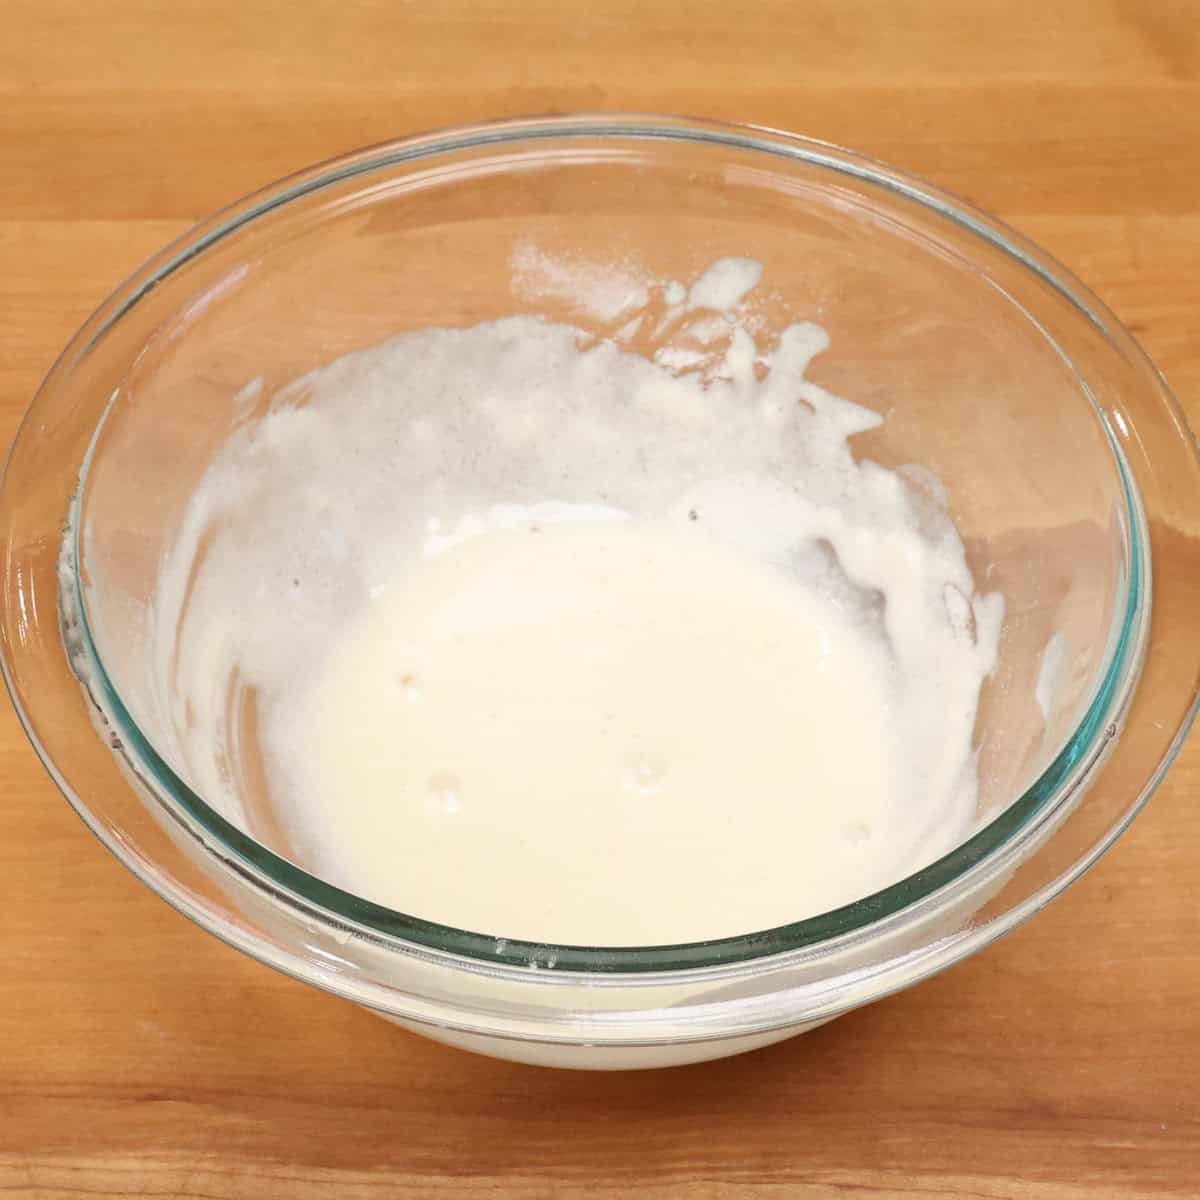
[2,115,1197,1069]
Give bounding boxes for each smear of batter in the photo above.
[136,256,1003,945]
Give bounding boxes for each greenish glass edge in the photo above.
[71,509,1142,973]
[72,399,1145,977]
[75,116,1116,361]
[66,119,1147,974]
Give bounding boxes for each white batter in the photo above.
[141,257,1003,945]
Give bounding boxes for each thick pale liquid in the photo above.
[142,258,1002,946]
[277,516,908,943]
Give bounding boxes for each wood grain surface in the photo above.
[3,3,1199,1197]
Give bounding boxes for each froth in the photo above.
[143,256,1003,943]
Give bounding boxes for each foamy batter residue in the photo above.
[125,255,1003,944]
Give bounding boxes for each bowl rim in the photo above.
[7,112,1197,986]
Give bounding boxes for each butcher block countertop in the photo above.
[2,2,1198,1196]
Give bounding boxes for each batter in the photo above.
[141,257,1003,945]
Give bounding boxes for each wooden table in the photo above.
[3,3,1198,1196]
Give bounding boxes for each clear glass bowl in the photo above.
[2,115,1197,1069]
